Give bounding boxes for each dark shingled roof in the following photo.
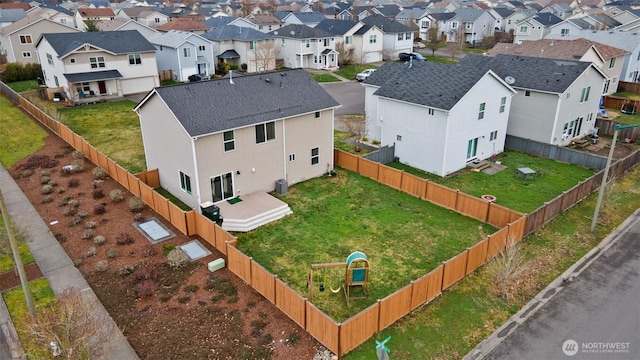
[202,25,273,41]
[315,19,359,35]
[529,13,562,26]
[365,61,489,110]
[269,24,334,39]
[63,70,123,83]
[39,31,156,58]
[143,69,340,137]
[361,14,412,33]
[458,54,597,93]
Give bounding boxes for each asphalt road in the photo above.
[320,81,365,116]
[486,214,640,360]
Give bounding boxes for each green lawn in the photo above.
[425,55,458,64]
[309,73,341,82]
[6,80,41,93]
[388,150,595,214]
[161,79,183,86]
[346,164,640,359]
[612,92,640,101]
[0,216,35,273]
[237,169,496,321]
[334,130,373,155]
[0,96,48,168]
[334,65,378,81]
[57,100,146,173]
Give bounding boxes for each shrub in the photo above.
[19,169,34,178]
[119,264,135,276]
[107,248,119,259]
[68,216,82,227]
[178,296,191,304]
[0,62,41,82]
[63,207,77,217]
[93,204,106,215]
[92,188,104,199]
[92,166,108,180]
[85,221,96,229]
[48,179,57,187]
[95,260,109,272]
[57,199,69,207]
[68,199,80,208]
[68,179,80,188]
[133,264,158,283]
[128,197,145,213]
[77,210,89,218]
[134,213,144,222]
[109,189,124,202]
[137,279,156,298]
[183,285,199,294]
[116,232,133,245]
[73,259,83,267]
[41,195,54,204]
[82,229,95,239]
[167,248,189,269]
[72,150,85,160]
[141,245,157,257]
[71,159,84,173]
[18,154,58,169]
[56,187,65,194]
[40,175,50,184]
[162,243,176,256]
[85,246,97,258]
[41,184,53,194]
[240,63,248,72]
[94,235,106,245]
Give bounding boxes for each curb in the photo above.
[464,208,640,360]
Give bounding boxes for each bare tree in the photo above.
[18,287,117,359]
[488,237,529,301]
[251,40,279,72]
[351,49,367,72]
[335,41,353,66]
[426,20,446,56]
[342,115,368,152]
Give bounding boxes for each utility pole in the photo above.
[0,188,36,316]
[591,123,640,232]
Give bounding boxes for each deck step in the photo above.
[221,204,292,232]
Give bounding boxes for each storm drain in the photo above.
[134,218,176,243]
[179,240,212,261]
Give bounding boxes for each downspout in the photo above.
[551,93,563,144]
[177,46,183,81]
[191,136,202,212]
[282,118,287,183]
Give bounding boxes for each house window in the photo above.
[250,41,256,50]
[311,147,319,165]
[54,76,59,87]
[128,53,142,65]
[396,135,402,141]
[198,45,206,51]
[345,36,353,44]
[255,121,275,143]
[89,56,105,68]
[452,22,458,29]
[518,25,528,34]
[587,113,594,122]
[46,53,54,65]
[315,111,320,118]
[179,171,192,194]
[428,108,434,115]
[289,153,295,162]
[603,79,610,94]
[76,82,90,92]
[323,38,330,46]
[155,17,160,23]
[465,23,472,30]
[405,32,411,40]
[369,34,377,44]
[305,39,310,48]
[70,58,76,64]
[259,25,264,30]
[223,131,235,152]
[184,48,191,57]
[478,102,485,120]
[608,57,616,69]
[490,130,498,141]
[560,28,569,35]
[580,86,590,103]
[282,38,285,46]
[499,96,507,113]
[563,120,576,137]
[524,90,531,97]
[22,51,32,58]
[467,138,478,160]
[421,20,430,29]
[398,33,403,41]
[19,35,32,44]
[314,55,320,63]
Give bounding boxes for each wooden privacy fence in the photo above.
[616,81,640,94]
[158,69,174,81]
[602,95,640,114]
[334,149,523,228]
[595,118,640,141]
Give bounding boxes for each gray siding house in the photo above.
[133,69,340,211]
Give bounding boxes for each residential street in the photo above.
[320,81,365,116]
[484,210,640,360]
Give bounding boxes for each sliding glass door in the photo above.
[211,172,233,202]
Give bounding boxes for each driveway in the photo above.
[320,81,365,116]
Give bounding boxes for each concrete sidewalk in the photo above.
[0,166,138,359]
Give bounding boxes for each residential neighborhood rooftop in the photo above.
[488,38,628,60]
[38,30,156,57]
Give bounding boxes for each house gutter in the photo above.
[191,136,203,213]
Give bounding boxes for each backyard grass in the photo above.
[388,150,596,214]
[161,79,183,86]
[334,130,373,155]
[334,65,378,81]
[345,164,640,359]
[425,55,458,64]
[612,91,640,101]
[0,96,48,168]
[6,80,40,93]
[57,100,146,173]
[0,216,35,273]
[309,73,341,82]
[237,169,497,321]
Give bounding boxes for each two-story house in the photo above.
[202,25,277,73]
[449,8,496,44]
[74,7,115,31]
[315,19,384,64]
[362,60,516,177]
[149,30,215,81]
[115,7,170,28]
[361,15,413,60]
[514,13,563,44]
[36,30,159,101]
[269,24,338,69]
[547,17,595,38]
[132,69,340,213]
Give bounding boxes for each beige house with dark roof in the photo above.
[488,38,627,95]
[74,7,115,30]
[245,13,283,33]
[156,19,211,35]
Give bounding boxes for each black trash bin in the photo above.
[201,202,223,225]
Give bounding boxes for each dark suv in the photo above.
[399,52,426,61]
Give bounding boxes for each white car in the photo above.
[355,69,376,81]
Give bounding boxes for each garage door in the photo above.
[120,77,157,95]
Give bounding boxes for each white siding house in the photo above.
[149,30,215,81]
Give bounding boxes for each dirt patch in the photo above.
[9,130,323,359]
[0,263,43,292]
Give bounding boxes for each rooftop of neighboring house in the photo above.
[376,4,402,17]
[451,8,487,22]
[315,19,360,35]
[0,2,30,11]
[522,12,563,26]
[361,14,412,33]
[268,24,334,39]
[492,7,515,18]
[95,18,129,31]
[120,6,162,17]
[488,38,628,60]
[76,7,116,17]
[38,30,157,58]
[155,19,211,32]
[0,7,73,35]
[135,68,340,137]
[246,13,282,25]
[202,24,272,41]
[563,17,595,30]
[148,29,205,47]
[458,54,600,93]
[546,29,640,52]
[279,10,326,23]
[588,12,623,28]
[0,8,26,22]
[203,16,237,29]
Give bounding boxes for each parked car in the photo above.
[399,52,426,61]
[188,74,208,82]
[355,69,377,81]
